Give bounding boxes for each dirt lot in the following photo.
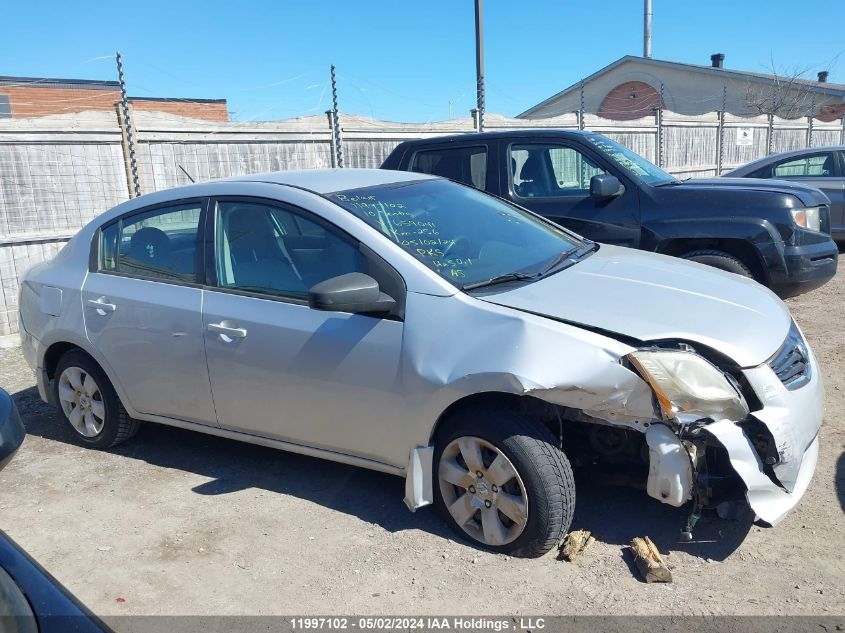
[1,268,843,619]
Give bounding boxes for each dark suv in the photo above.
[382,130,838,297]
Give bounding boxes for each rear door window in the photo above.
[410,146,487,189]
[772,152,838,177]
[100,202,203,283]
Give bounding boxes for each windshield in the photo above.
[585,134,676,185]
[326,179,587,289]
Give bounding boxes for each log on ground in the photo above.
[629,536,672,583]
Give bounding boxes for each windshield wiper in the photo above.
[539,241,597,276]
[463,241,598,292]
[462,271,540,291]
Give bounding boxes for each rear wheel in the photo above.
[680,249,754,278]
[434,408,575,557]
[54,350,140,449]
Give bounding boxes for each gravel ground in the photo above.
[0,268,843,619]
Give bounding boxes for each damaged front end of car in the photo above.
[620,320,823,535]
[405,293,822,536]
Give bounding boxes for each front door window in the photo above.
[215,200,364,299]
[510,144,605,198]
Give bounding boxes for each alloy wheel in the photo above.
[438,436,529,547]
[58,366,106,438]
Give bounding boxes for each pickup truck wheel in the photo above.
[680,249,753,278]
[434,409,575,557]
[54,350,140,449]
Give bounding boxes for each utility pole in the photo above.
[474,0,485,132]
[643,0,653,58]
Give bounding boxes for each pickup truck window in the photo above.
[326,179,582,288]
[585,135,675,185]
[510,144,605,198]
[410,146,487,189]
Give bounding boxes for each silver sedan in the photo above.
[18,169,823,556]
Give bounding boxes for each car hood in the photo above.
[660,177,829,206]
[477,245,792,368]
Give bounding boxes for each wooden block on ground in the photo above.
[629,536,672,583]
[558,529,595,562]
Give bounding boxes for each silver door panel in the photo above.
[82,273,218,424]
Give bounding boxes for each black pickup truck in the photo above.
[381,130,838,297]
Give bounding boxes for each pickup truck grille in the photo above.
[768,321,811,390]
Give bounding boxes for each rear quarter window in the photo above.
[410,146,487,189]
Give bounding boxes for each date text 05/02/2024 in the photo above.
[289,617,546,630]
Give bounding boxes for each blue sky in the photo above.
[2,1,844,122]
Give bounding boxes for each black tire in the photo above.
[680,249,754,278]
[433,408,575,558]
[54,350,140,449]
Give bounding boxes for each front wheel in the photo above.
[433,409,575,557]
[680,249,754,279]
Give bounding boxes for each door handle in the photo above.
[87,297,116,314]
[208,322,247,339]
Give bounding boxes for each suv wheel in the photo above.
[681,249,753,278]
[433,408,575,557]
[55,350,140,449]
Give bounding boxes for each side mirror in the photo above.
[308,272,396,315]
[0,391,25,473]
[590,174,624,199]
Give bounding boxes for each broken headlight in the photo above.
[627,350,749,423]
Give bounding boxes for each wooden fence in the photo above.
[0,108,843,338]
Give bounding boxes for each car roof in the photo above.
[86,168,439,229]
[224,168,436,193]
[729,145,845,174]
[395,129,597,147]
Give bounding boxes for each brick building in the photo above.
[0,75,228,121]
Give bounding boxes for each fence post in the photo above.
[578,80,585,131]
[115,104,136,197]
[841,117,845,145]
[330,65,344,168]
[470,108,480,132]
[806,115,814,148]
[115,51,141,197]
[325,110,338,168]
[716,85,726,176]
[766,114,774,155]
[652,82,665,168]
[654,108,663,168]
[716,110,724,175]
